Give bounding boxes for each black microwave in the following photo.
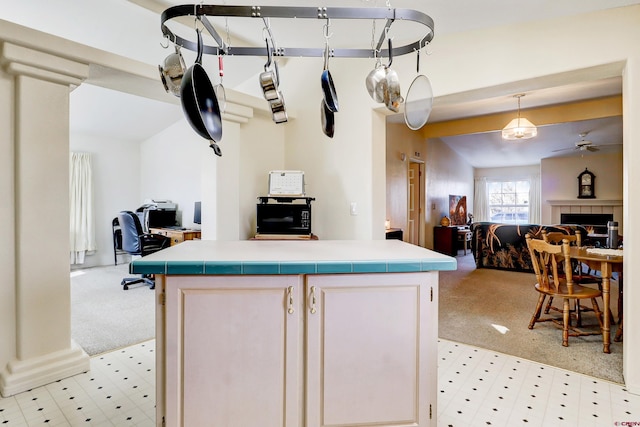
[257,203,312,235]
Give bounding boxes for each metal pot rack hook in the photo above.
[263,37,272,69]
[369,19,379,60]
[225,17,231,52]
[323,19,333,41]
[160,34,170,49]
[192,3,202,32]
[384,26,393,41]
[423,40,433,56]
[262,17,282,56]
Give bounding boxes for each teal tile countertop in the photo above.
[130,239,457,276]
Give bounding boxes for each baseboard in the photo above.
[0,340,90,397]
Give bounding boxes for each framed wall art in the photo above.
[449,195,467,226]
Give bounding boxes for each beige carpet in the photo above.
[438,253,624,384]
[71,263,155,356]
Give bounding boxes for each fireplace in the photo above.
[560,213,612,233]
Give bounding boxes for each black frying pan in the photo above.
[180,28,223,143]
[321,100,334,138]
[321,42,339,113]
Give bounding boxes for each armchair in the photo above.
[118,210,171,290]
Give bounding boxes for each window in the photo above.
[488,180,530,224]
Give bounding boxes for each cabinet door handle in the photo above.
[310,286,317,314]
[287,286,295,314]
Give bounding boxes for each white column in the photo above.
[200,98,252,242]
[0,43,91,397]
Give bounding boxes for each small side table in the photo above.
[457,229,472,255]
[434,226,457,256]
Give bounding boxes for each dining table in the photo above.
[570,246,623,353]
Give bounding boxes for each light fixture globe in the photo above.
[502,117,538,140]
[502,94,537,140]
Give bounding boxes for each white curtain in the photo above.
[529,172,541,224]
[70,152,96,264]
[473,176,489,222]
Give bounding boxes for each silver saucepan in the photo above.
[159,45,186,97]
[375,39,403,113]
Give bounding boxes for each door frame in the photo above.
[407,158,425,246]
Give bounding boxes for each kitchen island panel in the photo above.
[306,273,437,427]
[164,275,303,427]
[143,240,453,426]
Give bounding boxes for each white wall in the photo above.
[541,153,623,230]
[475,165,540,180]
[69,132,141,268]
[279,57,380,240]
[238,111,286,238]
[541,153,623,203]
[140,105,286,241]
[140,120,210,230]
[424,139,474,248]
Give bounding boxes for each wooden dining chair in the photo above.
[541,230,604,323]
[541,230,589,276]
[525,234,604,347]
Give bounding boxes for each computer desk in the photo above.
[150,227,201,246]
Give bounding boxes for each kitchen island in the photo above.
[131,239,456,427]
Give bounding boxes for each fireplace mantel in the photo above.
[547,199,623,206]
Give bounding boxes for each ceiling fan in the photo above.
[552,132,621,153]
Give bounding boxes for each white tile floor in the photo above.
[0,341,156,427]
[1,339,639,426]
[437,339,640,427]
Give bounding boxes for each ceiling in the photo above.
[420,76,624,168]
[70,0,636,166]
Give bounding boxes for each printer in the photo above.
[141,199,177,211]
[137,200,178,231]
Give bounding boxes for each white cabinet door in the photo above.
[163,275,302,427]
[305,272,438,427]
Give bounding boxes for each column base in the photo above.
[0,340,90,397]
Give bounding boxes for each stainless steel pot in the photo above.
[159,45,186,97]
[375,39,403,112]
[260,39,279,100]
[259,39,287,123]
[365,60,385,103]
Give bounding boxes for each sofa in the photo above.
[470,222,589,273]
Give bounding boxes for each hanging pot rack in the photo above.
[161,4,435,59]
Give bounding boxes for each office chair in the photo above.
[111,217,130,266]
[118,210,171,290]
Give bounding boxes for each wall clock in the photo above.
[578,168,595,199]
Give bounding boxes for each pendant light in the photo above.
[502,94,537,140]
